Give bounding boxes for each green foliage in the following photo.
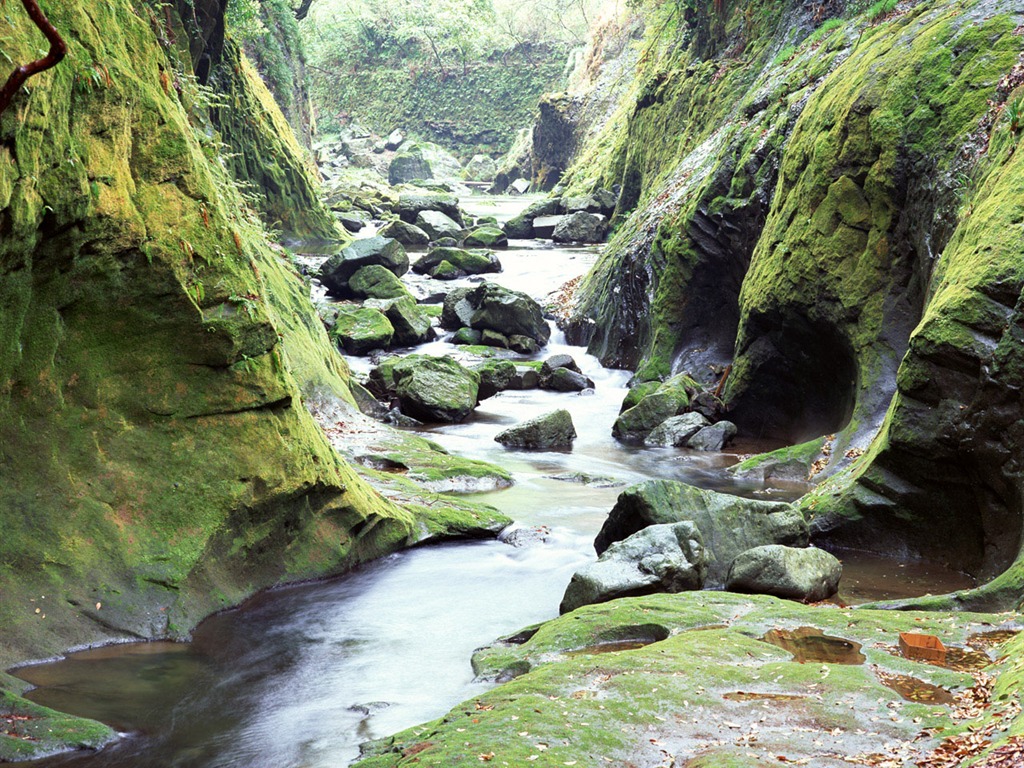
[1007,96,1023,134]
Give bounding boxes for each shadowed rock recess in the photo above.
[562,0,1024,609]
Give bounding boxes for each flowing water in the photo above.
[12,193,974,767]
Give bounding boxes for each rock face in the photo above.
[318,237,409,297]
[595,480,808,586]
[726,545,843,603]
[560,522,707,613]
[391,356,480,422]
[495,409,577,450]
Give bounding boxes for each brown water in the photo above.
[760,627,866,665]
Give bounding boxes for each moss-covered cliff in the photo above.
[563,0,1024,604]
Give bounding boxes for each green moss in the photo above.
[0,691,117,762]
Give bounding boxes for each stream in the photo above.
[11,193,975,767]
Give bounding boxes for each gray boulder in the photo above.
[451,327,482,345]
[336,211,367,233]
[392,356,480,423]
[495,409,576,449]
[560,522,707,613]
[318,237,409,297]
[469,283,551,346]
[726,545,842,603]
[532,215,566,238]
[415,210,463,241]
[552,211,606,243]
[613,390,689,443]
[594,480,808,587]
[398,193,463,226]
[378,219,430,246]
[385,130,404,151]
[463,154,497,182]
[687,421,738,451]
[542,368,595,392]
[388,145,431,184]
[440,287,475,330]
[645,412,711,447]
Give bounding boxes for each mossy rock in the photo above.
[365,297,435,347]
[392,356,481,423]
[329,305,395,355]
[494,409,577,450]
[414,247,501,278]
[378,218,430,246]
[463,226,508,249]
[0,691,117,762]
[348,265,414,301]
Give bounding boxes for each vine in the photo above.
[0,0,67,115]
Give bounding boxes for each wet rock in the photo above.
[595,480,808,586]
[365,297,434,347]
[463,226,508,248]
[473,360,517,399]
[502,214,533,238]
[542,368,595,392]
[480,328,509,348]
[393,356,480,423]
[560,522,707,613]
[397,192,463,226]
[508,335,539,354]
[495,409,576,449]
[384,130,404,151]
[431,236,460,248]
[469,283,551,346]
[383,407,422,427]
[388,142,462,184]
[502,199,561,238]
[687,420,738,451]
[413,247,501,278]
[378,219,430,246]
[451,327,482,345]
[348,265,413,301]
[726,545,842,602]
[690,390,723,419]
[539,354,582,379]
[440,287,475,330]
[415,210,463,241]
[329,306,393,355]
[546,471,625,488]
[510,366,540,389]
[645,412,711,447]
[508,178,531,195]
[612,390,689,443]
[463,154,497,182]
[318,237,409,297]
[532,214,566,238]
[499,525,552,548]
[552,211,606,243]
[336,211,367,233]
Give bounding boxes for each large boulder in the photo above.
[468,283,551,346]
[612,390,689,443]
[388,142,462,184]
[645,412,711,447]
[552,211,606,243]
[318,237,409,297]
[347,265,413,301]
[726,545,843,603]
[329,306,394,355]
[560,522,707,613]
[501,198,561,239]
[413,247,501,278]
[398,193,464,226]
[415,210,463,241]
[463,154,497,182]
[378,219,430,246]
[440,287,475,330]
[365,296,434,347]
[392,356,480,422]
[495,409,576,450]
[472,360,517,399]
[594,480,808,586]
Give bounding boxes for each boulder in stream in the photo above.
[594,480,808,587]
[318,237,409,297]
[328,306,394,355]
[365,297,434,347]
[552,211,606,243]
[415,210,463,241]
[645,412,711,447]
[392,356,480,423]
[560,521,707,613]
[473,360,517,399]
[397,192,463,226]
[468,283,551,346]
[726,545,842,603]
[413,247,501,278]
[687,420,738,451]
[495,409,576,450]
[378,219,430,246]
[463,226,508,248]
[347,265,413,301]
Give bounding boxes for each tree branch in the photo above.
[0,0,67,115]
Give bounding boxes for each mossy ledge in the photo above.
[0,0,505,758]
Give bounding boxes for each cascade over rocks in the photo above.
[560,521,707,613]
[595,480,808,586]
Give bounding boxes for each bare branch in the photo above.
[0,0,67,115]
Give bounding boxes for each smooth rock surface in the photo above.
[726,545,842,602]
[495,409,576,450]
